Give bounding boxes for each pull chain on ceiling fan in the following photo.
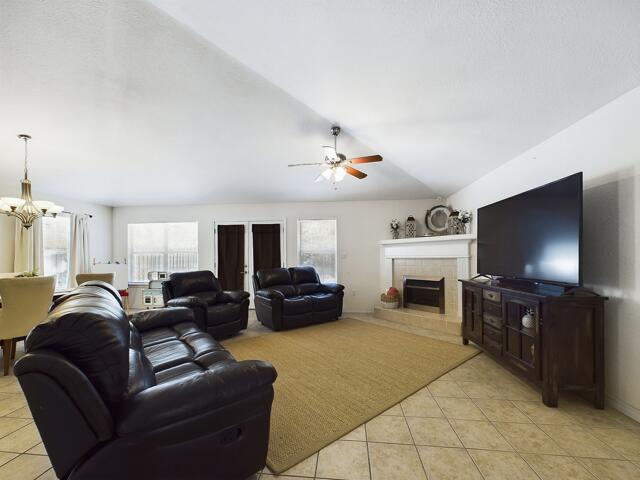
[288,126,383,185]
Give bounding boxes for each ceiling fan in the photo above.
[288,126,383,183]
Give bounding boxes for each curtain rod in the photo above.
[62,210,93,218]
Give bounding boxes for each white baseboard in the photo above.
[606,394,640,422]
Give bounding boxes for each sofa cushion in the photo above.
[289,266,319,285]
[140,327,179,347]
[207,303,245,326]
[155,362,204,385]
[257,268,292,288]
[296,283,321,295]
[283,296,313,315]
[308,292,339,311]
[190,291,219,306]
[144,340,193,372]
[269,285,297,297]
[169,270,220,297]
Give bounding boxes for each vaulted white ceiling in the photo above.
[1,0,639,206]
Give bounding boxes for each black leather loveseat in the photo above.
[253,266,344,331]
[162,270,250,339]
[15,281,276,480]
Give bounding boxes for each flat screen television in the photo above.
[477,172,583,286]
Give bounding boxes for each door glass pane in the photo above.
[298,219,337,283]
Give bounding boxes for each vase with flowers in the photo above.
[449,209,472,234]
[390,219,401,239]
[457,209,472,233]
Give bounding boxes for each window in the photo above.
[128,222,198,283]
[43,215,71,289]
[297,219,337,283]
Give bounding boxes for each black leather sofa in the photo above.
[253,266,344,331]
[162,270,250,339]
[15,281,276,480]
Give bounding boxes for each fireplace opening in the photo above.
[402,276,445,314]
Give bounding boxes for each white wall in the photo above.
[448,85,640,420]
[0,178,113,273]
[112,199,438,312]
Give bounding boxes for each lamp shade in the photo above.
[1,197,25,209]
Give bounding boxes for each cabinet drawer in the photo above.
[483,324,502,344]
[483,313,502,330]
[483,301,502,317]
[483,289,501,303]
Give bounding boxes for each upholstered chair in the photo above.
[0,275,56,375]
[162,270,250,339]
[76,272,115,286]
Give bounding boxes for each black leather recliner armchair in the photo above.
[253,266,344,331]
[162,270,249,339]
[15,281,276,480]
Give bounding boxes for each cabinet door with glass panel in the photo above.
[502,294,541,381]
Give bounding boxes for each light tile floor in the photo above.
[1,313,640,479]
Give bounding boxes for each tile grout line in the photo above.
[363,422,372,480]
[401,403,430,479]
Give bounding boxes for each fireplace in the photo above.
[402,276,445,314]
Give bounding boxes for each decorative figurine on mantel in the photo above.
[448,209,473,235]
[405,215,417,238]
[390,219,401,239]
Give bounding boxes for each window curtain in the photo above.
[252,224,281,274]
[68,214,91,287]
[217,224,245,291]
[13,218,43,273]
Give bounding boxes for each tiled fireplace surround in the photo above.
[392,258,459,314]
[380,235,475,317]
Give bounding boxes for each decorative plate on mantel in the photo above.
[425,205,452,234]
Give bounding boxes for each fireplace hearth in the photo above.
[402,276,445,314]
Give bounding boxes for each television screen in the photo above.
[477,172,582,285]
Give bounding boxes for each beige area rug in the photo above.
[226,318,479,474]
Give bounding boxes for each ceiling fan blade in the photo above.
[346,166,367,179]
[288,162,324,167]
[349,155,383,164]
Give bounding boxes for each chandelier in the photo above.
[0,134,64,229]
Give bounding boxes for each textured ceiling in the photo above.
[0,0,431,206]
[1,0,639,207]
[150,0,640,196]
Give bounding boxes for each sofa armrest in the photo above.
[166,296,208,310]
[321,283,345,295]
[129,307,195,332]
[117,360,277,436]
[165,296,208,331]
[255,288,284,300]
[219,290,250,304]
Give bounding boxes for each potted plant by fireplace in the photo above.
[380,287,400,309]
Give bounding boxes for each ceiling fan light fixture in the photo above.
[321,168,333,180]
[334,165,347,182]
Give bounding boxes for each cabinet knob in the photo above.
[530,344,535,357]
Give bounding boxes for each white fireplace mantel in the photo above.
[379,234,475,317]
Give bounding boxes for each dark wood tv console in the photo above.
[459,278,606,409]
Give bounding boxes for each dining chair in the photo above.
[0,276,56,375]
[76,272,115,285]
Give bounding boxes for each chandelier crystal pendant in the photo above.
[0,134,64,229]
